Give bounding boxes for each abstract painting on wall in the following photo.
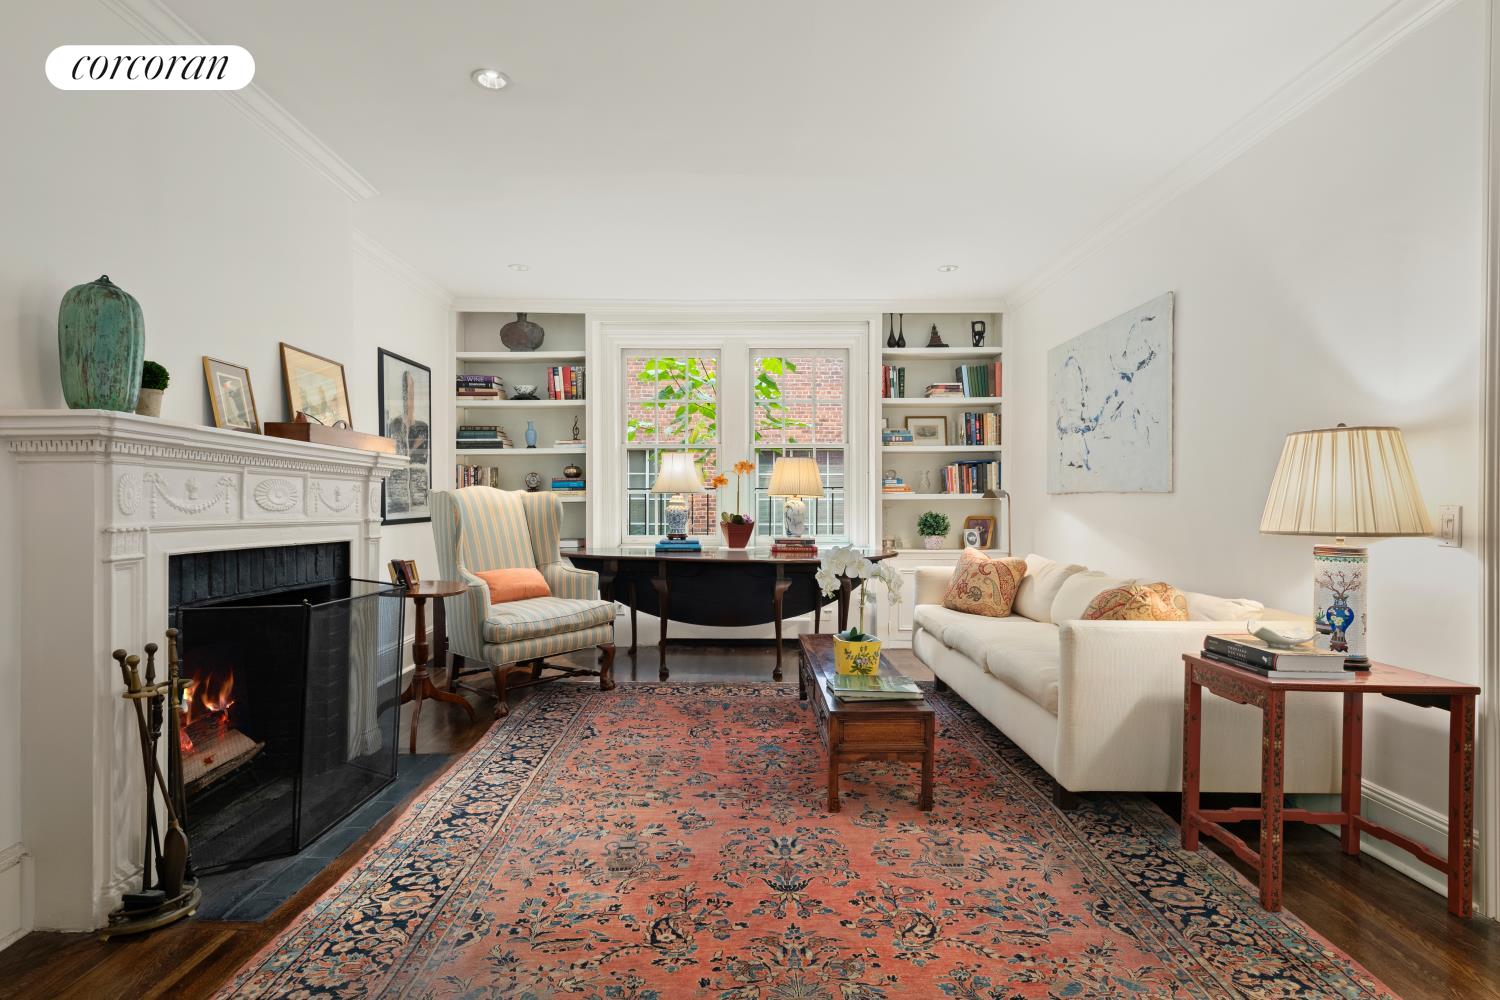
[1047,292,1173,493]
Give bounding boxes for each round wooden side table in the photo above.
[399,580,476,753]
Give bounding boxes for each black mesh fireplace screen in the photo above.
[176,578,405,872]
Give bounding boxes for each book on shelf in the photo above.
[881,365,907,399]
[546,365,586,400]
[554,440,587,448]
[1203,634,1347,672]
[456,440,508,449]
[456,465,503,489]
[882,429,914,444]
[551,480,586,490]
[655,539,702,553]
[559,537,583,551]
[941,460,1000,494]
[954,360,1002,397]
[827,674,924,701]
[456,389,503,398]
[958,411,1001,446]
[924,382,963,397]
[457,374,502,385]
[1198,650,1352,681]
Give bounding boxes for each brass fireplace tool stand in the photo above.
[103,628,201,937]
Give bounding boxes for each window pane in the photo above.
[626,400,660,445]
[625,448,719,537]
[815,401,844,445]
[815,355,845,401]
[753,446,844,539]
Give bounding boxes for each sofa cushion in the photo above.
[1082,581,1189,621]
[1049,570,1133,623]
[912,605,1049,661]
[1012,554,1087,622]
[982,627,1063,715]
[1183,590,1266,622]
[481,596,615,644]
[942,549,1027,617]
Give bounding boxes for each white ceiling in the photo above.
[172,0,1395,301]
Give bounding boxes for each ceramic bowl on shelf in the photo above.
[510,383,538,400]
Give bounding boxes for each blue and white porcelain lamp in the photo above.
[1259,424,1433,666]
[651,452,704,541]
[768,456,825,539]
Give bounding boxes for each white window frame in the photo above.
[590,320,872,548]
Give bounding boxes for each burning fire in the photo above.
[178,669,236,754]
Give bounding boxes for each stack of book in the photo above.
[457,424,513,449]
[456,465,502,488]
[959,411,1001,446]
[771,536,818,556]
[941,460,1000,494]
[555,439,587,449]
[954,361,1002,397]
[655,538,702,553]
[551,477,585,493]
[924,382,963,398]
[828,673,923,702]
[882,428,914,446]
[546,365,585,400]
[457,374,504,399]
[882,472,911,493]
[880,365,907,399]
[1202,634,1350,679]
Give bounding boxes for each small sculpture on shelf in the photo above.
[570,415,582,442]
[525,421,538,448]
[524,471,543,491]
[971,320,986,347]
[926,324,947,348]
[510,383,539,400]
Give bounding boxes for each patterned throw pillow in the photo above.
[1081,581,1189,621]
[941,548,1027,617]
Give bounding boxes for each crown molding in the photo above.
[449,297,1008,315]
[1005,0,1461,307]
[352,230,454,307]
[99,0,378,202]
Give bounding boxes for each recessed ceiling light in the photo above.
[937,264,960,272]
[507,263,530,271]
[471,69,509,91]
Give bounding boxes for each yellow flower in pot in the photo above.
[816,545,902,675]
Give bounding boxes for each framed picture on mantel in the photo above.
[280,342,352,428]
[378,348,432,525]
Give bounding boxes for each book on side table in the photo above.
[1202,633,1353,680]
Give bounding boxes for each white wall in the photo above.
[0,2,450,941]
[1009,0,1486,892]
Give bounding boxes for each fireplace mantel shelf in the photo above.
[0,408,409,932]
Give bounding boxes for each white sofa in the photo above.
[912,554,1342,804]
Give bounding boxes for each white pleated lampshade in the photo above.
[768,456,825,499]
[1259,424,1433,537]
[650,452,704,494]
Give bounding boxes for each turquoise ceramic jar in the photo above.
[57,275,145,411]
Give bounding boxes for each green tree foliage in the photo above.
[626,356,811,465]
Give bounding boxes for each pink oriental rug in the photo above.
[218,683,1396,999]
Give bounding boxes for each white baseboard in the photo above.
[0,844,34,952]
[1302,779,1485,915]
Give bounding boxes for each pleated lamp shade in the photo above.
[768,456,825,498]
[651,452,704,494]
[1259,425,1432,537]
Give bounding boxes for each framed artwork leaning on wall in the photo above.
[202,356,260,433]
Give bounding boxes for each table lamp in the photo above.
[651,451,704,541]
[1259,424,1432,665]
[768,456,824,539]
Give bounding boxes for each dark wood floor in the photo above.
[1,645,1495,999]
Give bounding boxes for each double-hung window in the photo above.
[623,352,720,537]
[751,350,847,540]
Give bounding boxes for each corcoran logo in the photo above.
[46,45,254,90]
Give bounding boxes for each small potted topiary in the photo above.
[135,360,169,417]
[917,510,950,550]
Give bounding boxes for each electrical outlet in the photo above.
[1437,505,1462,547]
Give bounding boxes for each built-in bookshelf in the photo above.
[877,312,1006,554]
[454,312,590,543]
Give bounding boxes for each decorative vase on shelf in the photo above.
[895,313,906,348]
[57,274,144,411]
[500,312,546,352]
[885,315,897,348]
[525,421,538,448]
[134,388,163,417]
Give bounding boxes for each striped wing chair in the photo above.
[431,487,615,716]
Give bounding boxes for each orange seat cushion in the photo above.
[476,567,552,604]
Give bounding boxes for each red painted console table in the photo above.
[1181,653,1478,916]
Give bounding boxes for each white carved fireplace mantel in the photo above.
[0,410,406,931]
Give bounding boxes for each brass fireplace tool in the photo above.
[103,628,200,937]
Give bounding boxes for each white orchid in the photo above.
[817,545,901,641]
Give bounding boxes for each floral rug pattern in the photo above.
[218,683,1395,999]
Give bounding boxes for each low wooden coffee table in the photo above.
[798,634,935,812]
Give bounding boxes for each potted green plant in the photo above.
[816,546,902,675]
[135,360,169,417]
[718,459,757,547]
[918,510,950,550]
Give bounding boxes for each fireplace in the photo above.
[171,545,406,872]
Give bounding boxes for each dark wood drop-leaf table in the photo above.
[566,547,895,680]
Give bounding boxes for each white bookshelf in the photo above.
[454,311,590,540]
